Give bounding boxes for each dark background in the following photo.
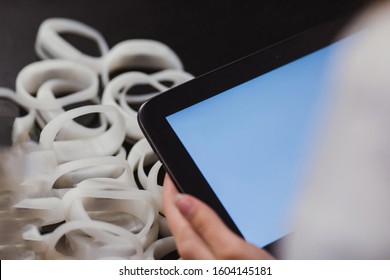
[0,0,370,88]
[0,0,371,145]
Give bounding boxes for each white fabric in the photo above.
[284,3,390,259]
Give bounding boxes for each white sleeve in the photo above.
[283,3,390,259]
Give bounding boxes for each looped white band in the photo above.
[62,178,158,248]
[39,105,125,163]
[16,59,98,110]
[128,138,163,209]
[45,220,143,259]
[144,236,176,260]
[146,161,164,210]
[103,70,192,141]
[21,153,137,200]
[53,156,137,189]
[102,39,184,86]
[124,69,193,104]
[36,79,108,140]
[54,147,127,190]
[35,18,109,73]
[127,138,156,173]
[13,197,64,226]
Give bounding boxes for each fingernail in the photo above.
[175,194,194,218]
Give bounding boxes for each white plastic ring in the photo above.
[35,18,109,73]
[39,105,125,162]
[36,79,108,140]
[53,156,137,189]
[128,138,156,181]
[144,236,176,260]
[103,70,191,141]
[102,39,183,86]
[13,197,64,226]
[54,147,127,190]
[124,70,193,104]
[45,220,143,259]
[127,138,162,208]
[62,179,158,247]
[16,60,98,110]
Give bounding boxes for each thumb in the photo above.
[175,193,242,254]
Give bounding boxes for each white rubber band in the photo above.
[35,18,109,73]
[124,70,193,104]
[103,70,191,141]
[54,147,127,190]
[66,232,140,259]
[45,220,143,259]
[13,197,64,226]
[62,178,158,247]
[22,224,46,258]
[16,60,98,110]
[102,39,183,86]
[102,72,164,140]
[39,105,125,163]
[144,236,176,260]
[53,156,137,188]
[145,161,164,210]
[128,138,157,185]
[127,138,162,208]
[127,138,154,171]
[36,79,108,140]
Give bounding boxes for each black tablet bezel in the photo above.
[138,18,350,252]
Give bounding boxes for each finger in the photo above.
[175,194,274,259]
[162,175,215,259]
[174,191,243,255]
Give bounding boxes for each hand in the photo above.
[162,174,274,260]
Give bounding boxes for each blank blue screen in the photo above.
[166,40,343,247]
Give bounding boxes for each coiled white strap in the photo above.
[13,197,64,226]
[62,178,158,247]
[54,147,127,190]
[144,161,163,209]
[103,70,192,141]
[144,236,176,260]
[45,220,143,259]
[36,79,108,140]
[128,138,163,209]
[102,39,184,86]
[39,105,125,163]
[53,156,137,188]
[35,18,109,73]
[127,138,156,175]
[16,60,98,110]
[125,69,193,104]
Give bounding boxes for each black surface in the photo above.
[138,18,354,255]
[0,0,369,89]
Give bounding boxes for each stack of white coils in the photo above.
[0,18,193,259]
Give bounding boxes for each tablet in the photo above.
[138,19,355,252]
